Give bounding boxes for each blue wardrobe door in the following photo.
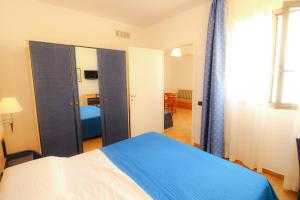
[29,41,81,157]
[97,49,129,145]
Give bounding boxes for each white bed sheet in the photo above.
[0,150,152,200]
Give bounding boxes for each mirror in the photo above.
[75,47,102,152]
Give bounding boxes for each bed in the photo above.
[0,133,278,200]
[80,106,101,140]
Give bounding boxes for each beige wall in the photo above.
[75,47,99,105]
[0,0,148,154]
[164,54,194,93]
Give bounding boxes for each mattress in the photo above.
[0,151,151,200]
[102,133,278,200]
[80,106,101,140]
[0,133,278,200]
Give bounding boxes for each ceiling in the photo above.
[36,0,202,27]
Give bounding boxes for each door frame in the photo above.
[163,42,197,145]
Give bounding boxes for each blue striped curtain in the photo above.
[200,0,225,157]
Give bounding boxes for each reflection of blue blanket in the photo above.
[102,133,278,200]
[80,106,101,140]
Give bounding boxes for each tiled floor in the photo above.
[164,108,193,145]
[164,107,297,200]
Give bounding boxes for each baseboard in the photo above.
[262,168,284,179]
[235,160,284,180]
[195,148,284,180]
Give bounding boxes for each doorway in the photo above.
[163,44,194,145]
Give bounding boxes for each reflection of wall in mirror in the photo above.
[164,53,193,93]
[75,47,99,105]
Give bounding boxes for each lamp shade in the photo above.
[171,48,182,57]
[0,98,23,114]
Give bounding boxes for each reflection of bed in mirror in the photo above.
[80,106,101,140]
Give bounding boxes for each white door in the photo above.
[128,47,164,137]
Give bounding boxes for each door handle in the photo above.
[69,102,74,107]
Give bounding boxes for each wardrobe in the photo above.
[29,41,129,157]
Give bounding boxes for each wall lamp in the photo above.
[0,98,23,131]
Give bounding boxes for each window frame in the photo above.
[270,1,300,110]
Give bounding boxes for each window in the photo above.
[271,2,300,109]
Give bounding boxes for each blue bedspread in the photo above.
[102,133,278,200]
[80,106,101,140]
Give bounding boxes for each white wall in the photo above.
[144,0,211,144]
[0,0,148,154]
[75,47,99,104]
[164,54,194,93]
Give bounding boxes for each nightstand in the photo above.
[5,154,34,168]
[2,140,41,168]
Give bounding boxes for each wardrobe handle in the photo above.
[69,102,73,107]
[75,101,79,105]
